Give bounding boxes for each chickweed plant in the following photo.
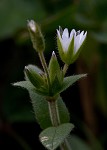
[14,20,87,150]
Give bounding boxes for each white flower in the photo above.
[57,26,87,64]
[57,27,87,54]
[27,20,36,32]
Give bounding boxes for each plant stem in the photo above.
[48,99,60,127]
[63,139,72,150]
[48,98,71,150]
[38,51,50,88]
[63,64,69,75]
[48,99,64,150]
[38,52,71,150]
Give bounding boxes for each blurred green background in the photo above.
[0,0,107,149]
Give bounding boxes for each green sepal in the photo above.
[25,65,44,88]
[57,35,74,65]
[57,36,67,64]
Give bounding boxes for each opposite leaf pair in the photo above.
[13,20,88,150]
[24,55,86,98]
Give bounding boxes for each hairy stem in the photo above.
[38,51,71,150]
[48,98,71,150]
[48,99,60,127]
[38,51,51,89]
[48,100,64,150]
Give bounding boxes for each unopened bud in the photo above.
[28,20,36,32]
[49,51,63,85]
[27,20,45,52]
[25,65,44,88]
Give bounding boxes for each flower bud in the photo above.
[49,51,63,86]
[27,20,45,52]
[25,65,44,88]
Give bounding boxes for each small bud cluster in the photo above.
[26,20,87,97]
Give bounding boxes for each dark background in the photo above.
[0,0,107,149]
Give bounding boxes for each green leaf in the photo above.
[39,123,74,150]
[29,90,52,129]
[13,81,70,128]
[29,92,70,129]
[61,74,87,93]
[14,76,49,97]
[57,96,70,124]
[13,81,35,91]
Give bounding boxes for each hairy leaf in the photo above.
[61,74,87,93]
[29,92,70,129]
[13,82,70,129]
[39,123,74,150]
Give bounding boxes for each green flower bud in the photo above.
[25,65,44,88]
[49,51,63,93]
[27,20,45,52]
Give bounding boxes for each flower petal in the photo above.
[70,29,75,39]
[62,28,69,39]
[79,31,87,47]
[74,34,80,53]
